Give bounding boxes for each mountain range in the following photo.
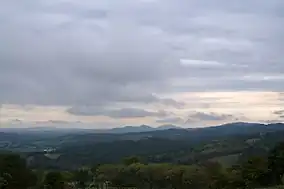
[1,122,284,134]
[0,124,181,134]
[1,121,284,169]
[105,124,181,133]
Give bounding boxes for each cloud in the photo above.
[0,0,284,126]
[159,98,185,108]
[1,0,284,107]
[107,108,168,119]
[274,110,284,115]
[46,120,77,124]
[180,59,225,67]
[186,112,237,123]
[262,120,283,124]
[273,109,284,120]
[280,93,284,100]
[156,117,184,124]
[67,106,169,118]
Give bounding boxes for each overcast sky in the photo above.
[0,0,284,128]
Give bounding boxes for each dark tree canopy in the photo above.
[43,171,65,189]
[0,153,36,189]
[268,142,284,184]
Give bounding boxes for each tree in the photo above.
[118,163,145,187]
[240,157,269,188]
[226,165,244,189]
[0,174,9,188]
[96,164,126,187]
[43,171,65,189]
[0,153,37,189]
[73,169,92,189]
[182,165,208,189]
[0,177,4,188]
[137,164,166,189]
[202,161,229,189]
[268,142,284,185]
[122,156,141,166]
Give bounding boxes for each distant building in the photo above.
[43,148,56,153]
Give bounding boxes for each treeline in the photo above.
[1,142,284,189]
[24,130,284,170]
[95,142,284,189]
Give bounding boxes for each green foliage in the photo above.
[7,126,282,170]
[92,146,284,189]
[0,175,8,188]
[1,132,284,189]
[96,163,215,189]
[268,142,284,184]
[0,153,37,189]
[43,171,65,189]
[72,168,92,188]
[239,157,269,188]
[122,156,141,165]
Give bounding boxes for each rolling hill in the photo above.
[1,122,284,170]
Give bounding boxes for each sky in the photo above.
[0,0,284,128]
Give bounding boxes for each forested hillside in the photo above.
[1,123,284,188]
[1,141,284,189]
[24,123,284,170]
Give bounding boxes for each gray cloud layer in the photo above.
[156,117,184,124]
[0,0,284,110]
[67,106,169,118]
[274,110,284,115]
[186,112,238,123]
[273,110,284,120]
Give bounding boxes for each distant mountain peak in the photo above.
[157,124,180,130]
[106,124,181,134]
[221,122,264,127]
[108,125,154,133]
[139,124,152,128]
